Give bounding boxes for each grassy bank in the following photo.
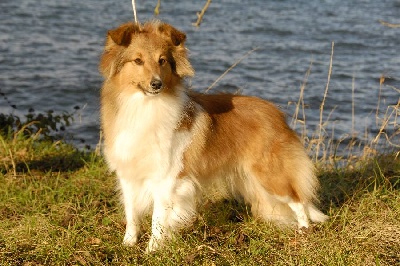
[1,61,399,264]
[0,131,399,265]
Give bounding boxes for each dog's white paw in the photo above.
[122,233,138,246]
[146,237,161,253]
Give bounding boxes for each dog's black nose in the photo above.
[150,78,163,91]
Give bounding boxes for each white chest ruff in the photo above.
[106,92,192,180]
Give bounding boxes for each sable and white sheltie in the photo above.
[99,21,327,252]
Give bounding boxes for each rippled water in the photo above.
[1,0,399,150]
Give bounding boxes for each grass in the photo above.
[0,137,399,265]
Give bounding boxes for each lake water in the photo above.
[1,0,399,152]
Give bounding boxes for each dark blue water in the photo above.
[1,0,399,151]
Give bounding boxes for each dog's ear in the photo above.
[107,22,139,47]
[158,23,195,78]
[158,23,187,46]
[99,23,140,78]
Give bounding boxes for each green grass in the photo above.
[0,134,399,265]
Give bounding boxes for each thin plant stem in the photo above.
[132,0,138,23]
[352,76,355,135]
[376,75,385,126]
[315,41,334,162]
[193,0,212,27]
[292,60,313,140]
[379,19,400,28]
[154,0,161,15]
[205,47,259,93]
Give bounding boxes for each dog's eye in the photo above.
[159,58,167,66]
[134,58,143,65]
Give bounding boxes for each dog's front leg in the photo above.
[146,177,197,252]
[147,199,169,252]
[119,177,149,246]
[122,203,140,246]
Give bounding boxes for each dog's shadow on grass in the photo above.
[1,149,89,174]
[24,152,87,172]
[317,154,399,210]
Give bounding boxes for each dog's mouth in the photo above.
[145,89,162,95]
[137,84,163,96]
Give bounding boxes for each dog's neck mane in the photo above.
[109,88,196,162]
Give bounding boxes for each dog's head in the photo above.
[99,21,194,95]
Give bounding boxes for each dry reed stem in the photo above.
[290,45,397,166]
[351,76,355,135]
[0,135,16,177]
[379,19,400,28]
[373,100,400,147]
[95,130,103,156]
[205,47,259,93]
[8,148,16,177]
[376,75,385,126]
[132,0,138,23]
[315,41,334,162]
[193,0,212,27]
[291,60,313,140]
[154,0,161,16]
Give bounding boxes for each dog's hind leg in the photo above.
[287,201,309,229]
[242,178,311,228]
[242,146,324,228]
